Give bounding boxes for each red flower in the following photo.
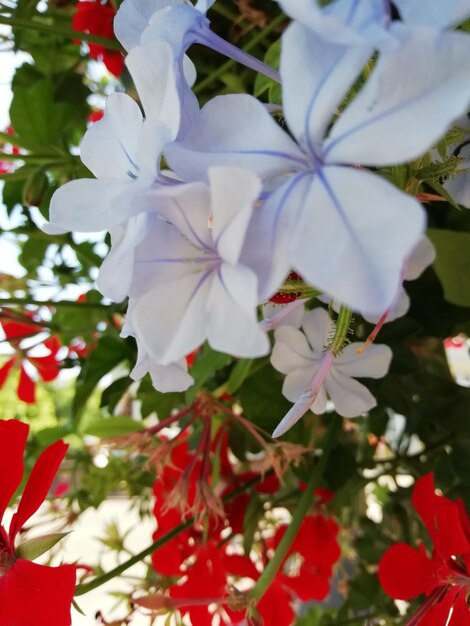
[378,473,470,625]
[72,0,124,76]
[0,318,62,403]
[0,419,76,626]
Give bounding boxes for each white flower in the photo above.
[271,308,392,436]
[127,167,270,365]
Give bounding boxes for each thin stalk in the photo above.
[249,418,338,601]
[0,297,114,310]
[74,474,262,596]
[0,15,122,50]
[194,13,286,94]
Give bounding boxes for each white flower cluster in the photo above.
[46,0,470,435]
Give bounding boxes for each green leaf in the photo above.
[239,365,293,435]
[137,377,185,419]
[17,532,69,561]
[324,443,357,490]
[242,494,263,555]
[427,229,470,306]
[73,335,132,419]
[100,376,133,413]
[10,78,74,150]
[82,416,144,438]
[185,344,231,403]
[226,359,253,394]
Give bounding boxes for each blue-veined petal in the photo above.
[166,94,307,183]
[325,28,470,166]
[291,166,425,315]
[281,22,371,156]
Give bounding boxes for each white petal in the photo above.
[48,179,131,232]
[277,0,389,46]
[301,308,335,353]
[394,0,470,29]
[363,288,410,324]
[209,167,261,265]
[336,343,392,378]
[126,40,180,138]
[97,215,148,302]
[282,367,317,404]
[207,264,269,357]
[148,182,213,250]
[132,270,212,364]
[325,28,470,166]
[291,166,425,315]
[325,369,377,416]
[404,236,436,281]
[131,355,193,392]
[261,300,305,330]
[273,371,327,437]
[166,94,307,183]
[80,93,143,180]
[114,0,182,50]
[241,173,309,301]
[281,22,371,152]
[271,326,316,374]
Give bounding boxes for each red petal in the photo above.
[103,51,125,77]
[280,561,330,601]
[9,439,68,543]
[0,560,75,626]
[2,319,41,340]
[448,590,470,626]
[257,579,295,626]
[412,474,470,558]
[290,515,341,569]
[0,357,15,388]
[29,354,61,382]
[225,554,259,580]
[17,366,35,403]
[0,420,28,522]
[378,543,435,600]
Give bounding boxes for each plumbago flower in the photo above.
[271,308,392,437]
[114,0,280,80]
[379,473,470,625]
[167,25,470,315]
[114,0,279,133]
[0,419,76,626]
[46,38,180,302]
[276,0,470,47]
[127,166,270,365]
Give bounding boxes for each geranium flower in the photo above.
[378,473,470,625]
[271,308,392,436]
[0,419,76,626]
[0,318,61,404]
[73,0,125,76]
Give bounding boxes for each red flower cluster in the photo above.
[146,434,341,625]
[0,419,76,626]
[0,125,20,174]
[72,0,124,77]
[0,316,62,403]
[378,473,470,625]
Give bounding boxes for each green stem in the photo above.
[0,297,114,310]
[75,474,262,596]
[194,13,286,94]
[329,305,353,356]
[0,131,22,147]
[0,14,122,50]
[249,418,338,602]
